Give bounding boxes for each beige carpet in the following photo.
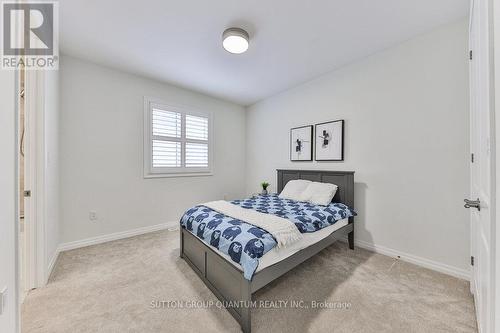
[22,230,477,333]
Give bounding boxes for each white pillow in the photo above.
[278,180,311,201]
[299,182,338,206]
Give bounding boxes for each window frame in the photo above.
[143,97,213,178]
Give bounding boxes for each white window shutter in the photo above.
[152,109,181,138]
[185,142,209,168]
[186,115,209,141]
[145,98,212,176]
[185,114,209,168]
[152,140,181,167]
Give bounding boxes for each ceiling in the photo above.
[60,0,469,106]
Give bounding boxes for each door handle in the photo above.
[464,198,481,211]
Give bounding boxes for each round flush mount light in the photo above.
[222,28,249,54]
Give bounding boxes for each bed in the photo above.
[179,169,355,333]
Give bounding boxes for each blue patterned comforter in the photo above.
[180,194,356,280]
[231,194,356,233]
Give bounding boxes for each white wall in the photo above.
[0,71,18,332]
[246,20,470,276]
[59,55,246,244]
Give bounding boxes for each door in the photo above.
[467,0,494,332]
[18,64,28,303]
[21,67,37,296]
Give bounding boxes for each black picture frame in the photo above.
[290,125,313,161]
[314,120,344,161]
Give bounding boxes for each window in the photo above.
[144,97,213,177]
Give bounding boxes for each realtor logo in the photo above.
[1,1,59,69]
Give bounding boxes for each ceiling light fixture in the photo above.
[222,28,249,54]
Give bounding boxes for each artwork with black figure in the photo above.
[296,139,302,152]
[290,125,313,161]
[319,129,330,147]
[315,120,344,161]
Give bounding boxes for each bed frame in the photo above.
[180,169,355,333]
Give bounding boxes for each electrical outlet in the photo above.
[0,287,7,315]
[89,211,98,221]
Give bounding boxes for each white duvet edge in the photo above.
[203,200,302,248]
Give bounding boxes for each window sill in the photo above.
[143,172,213,179]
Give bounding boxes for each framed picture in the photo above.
[290,125,313,161]
[315,120,344,161]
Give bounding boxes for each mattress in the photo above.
[206,218,349,272]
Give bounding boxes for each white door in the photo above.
[468,0,494,332]
[23,68,36,293]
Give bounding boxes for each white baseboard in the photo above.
[342,237,471,281]
[46,250,60,281]
[58,222,177,253]
[55,223,470,281]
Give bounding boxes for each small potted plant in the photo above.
[261,181,270,195]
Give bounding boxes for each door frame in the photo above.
[469,0,476,298]
[493,0,500,330]
[23,69,49,290]
[470,0,497,332]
